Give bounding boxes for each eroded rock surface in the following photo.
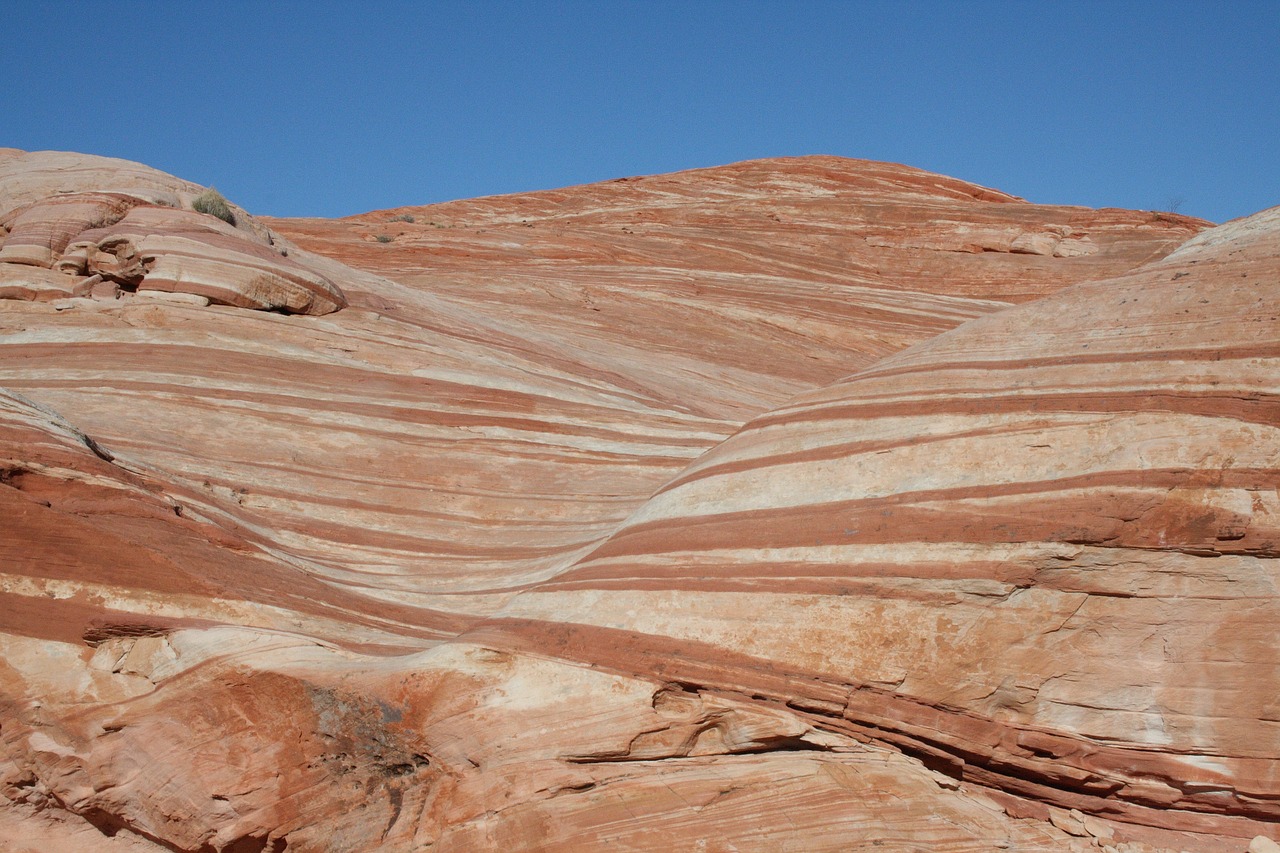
[485,201,1280,846]
[1,150,1274,851]
[0,150,346,314]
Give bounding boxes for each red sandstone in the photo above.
[1,149,1275,852]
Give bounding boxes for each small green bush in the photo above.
[388,214,415,223]
[375,234,393,243]
[193,188,235,225]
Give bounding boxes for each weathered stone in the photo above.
[132,289,210,308]
[0,149,1273,852]
[0,193,143,268]
[493,201,1280,844]
[0,150,347,315]
[89,277,121,300]
[1083,815,1116,841]
[0,265,85,301]
[116,209,346,313]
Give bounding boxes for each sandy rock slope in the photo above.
[3,149,1276,851]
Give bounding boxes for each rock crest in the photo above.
[0,150,346,314]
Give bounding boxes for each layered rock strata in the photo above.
[0,149,345,314]
[2,149,1275,851]
[484,204,1280,845]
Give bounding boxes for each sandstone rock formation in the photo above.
[486,202,1280,847]
[0,149,346,314]
[2,149,1275,852]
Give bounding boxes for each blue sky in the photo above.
[5,1,1277,223]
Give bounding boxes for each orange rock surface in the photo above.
[0,149,345,313]
[2,149,1276,852]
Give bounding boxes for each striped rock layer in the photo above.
[2,149,1276,852]
[0,149,346,314]
[485,203,1280,846]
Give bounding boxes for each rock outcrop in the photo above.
[0,150,346,314]
[2,150,1275,851]
[483,200,1280,847]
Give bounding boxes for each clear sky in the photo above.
[5,1,1277,223]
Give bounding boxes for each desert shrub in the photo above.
[388,214,415,223]
[193,188,235,225]
[375,234,393,243]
